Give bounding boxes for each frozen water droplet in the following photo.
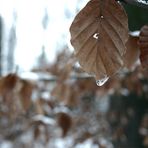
[93,33,99,39]
[96,75,109,86]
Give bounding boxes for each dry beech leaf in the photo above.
[34,126,40,140]
[0,74,18,93]
[139,25,148,69]
[0,74,18,102]
[32,121,50,142]
[70,0,128,86]
[52,82,79,107]
[19,80,34,111]
[57,112,72,137]
[124,34,140,69]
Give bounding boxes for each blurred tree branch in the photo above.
[118,0,148,9]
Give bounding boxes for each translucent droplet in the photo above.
[93,33,99,39]
[96,75,109,86]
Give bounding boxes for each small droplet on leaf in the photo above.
[93,33,99,39]
[96,75,109,86]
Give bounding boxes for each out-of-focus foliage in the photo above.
[0,49,147,148]
[139,25,148,69]
[124,35,140,69]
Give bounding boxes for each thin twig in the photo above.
[121,0,148,9]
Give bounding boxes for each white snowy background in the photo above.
[0,0,89,73]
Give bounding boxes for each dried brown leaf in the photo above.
[52,82,79,107]
[49,49,75,81]
[57,112,72,137]
[0,74,18,93]
[0,74,19,102]
[139,25,148,69]
[19,80,34,111]
[124,34,140,69]
[70,0,128,82]
[34,126,40,140]
[51,83,68,101]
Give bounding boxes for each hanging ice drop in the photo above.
[96,75,109,86]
